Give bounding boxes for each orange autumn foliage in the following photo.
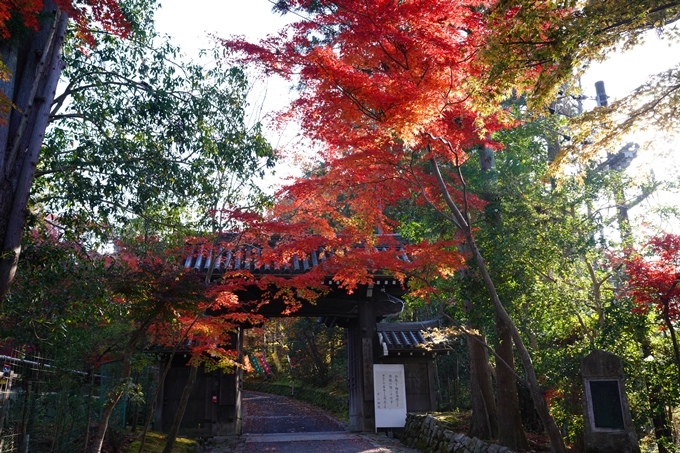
[220,0,564,297]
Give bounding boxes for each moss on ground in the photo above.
[124,431,198,453]
[426,411,471,433]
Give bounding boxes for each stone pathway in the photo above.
[203,391,420,453]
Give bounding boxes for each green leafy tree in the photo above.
[0,0,275,302]
[464,115,679,449]
[3,2,277,450]
[1,221,116,364]
[36,0,274,242]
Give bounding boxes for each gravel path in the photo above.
[203,391,421,453]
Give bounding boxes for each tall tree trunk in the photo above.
[430,157,568,453]
[460,261,497,437]
[466,332,498,439]
[495,314,530,451]
[0,2,68,301]
[162,363,199,453]
[479,145,529,451]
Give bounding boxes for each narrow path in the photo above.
[205,390,421,453]
[242,391,345,434]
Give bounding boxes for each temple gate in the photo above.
[153,241,450,436]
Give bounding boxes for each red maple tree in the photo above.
[221,1,570,450]
[623,233,680,383]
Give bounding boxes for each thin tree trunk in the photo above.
[664,316,680,388]
[639,331,674,453]
[137,356,175,453]
[662,302,680,388]
[157,250,217,453]
[83,369,95,453]
[459,265,497,438]
[0,2,68,300]
[91,350,134,453]
[91,320,154,453]
[162,363,199,453]
[19,381,31,453]
[430,157,568,453]
[131,372,140,433]
[137,320,197,453]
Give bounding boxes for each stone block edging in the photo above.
[400,413,514,453]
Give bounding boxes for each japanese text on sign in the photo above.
[373,364,407,429]
[375,370,404,409]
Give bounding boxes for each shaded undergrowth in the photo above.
[244,378,349,420]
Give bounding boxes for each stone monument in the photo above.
[581,350,640,453]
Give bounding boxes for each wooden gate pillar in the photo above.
[347,323,362,432]
[347,295,376,432]
[360,296,376,432]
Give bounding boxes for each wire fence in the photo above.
[0,352,158,453]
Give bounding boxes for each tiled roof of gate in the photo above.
[182,235,409,276]
[377,318,452,355]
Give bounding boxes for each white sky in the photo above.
[155,1,680,232]
[155,0,296,118]
[156,0,288,45]
[580,34,679,107]
[156,0,301,186]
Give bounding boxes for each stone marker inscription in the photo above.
[589,380,625,430]
[581,350,640,453]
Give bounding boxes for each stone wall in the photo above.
[400,413,515,453]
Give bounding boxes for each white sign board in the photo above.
[373,364,407,430]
